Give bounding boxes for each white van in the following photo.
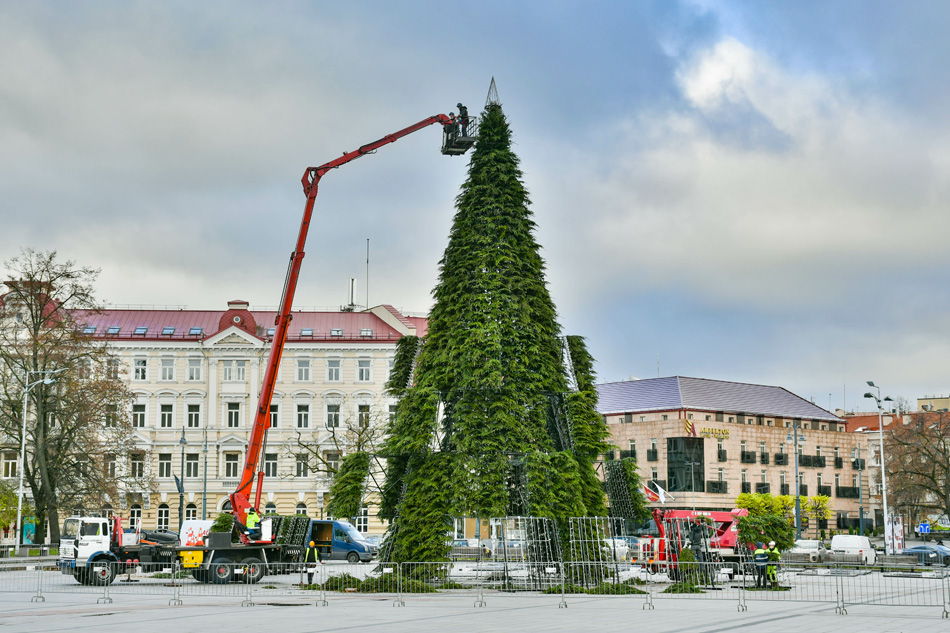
[830,535,876,564]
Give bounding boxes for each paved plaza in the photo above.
[0,588,947,633]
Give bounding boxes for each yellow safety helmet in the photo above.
[309,541,315,547]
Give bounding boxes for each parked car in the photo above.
[902,544,950,566]
[830,534,876,565]
[788,539,828,562]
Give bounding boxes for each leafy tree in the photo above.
[737,514,795,551]
[887,411,950,522]
[379,101,611,561]
[803,495,832,537]
[0,249,139,542]
[735,492,795,521]
[0,479,26,529]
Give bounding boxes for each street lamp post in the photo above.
[178,427,187,531]
[17,369,64,556]
[856,444,865,536]
[787,419,805,540]
[864,382,893,554]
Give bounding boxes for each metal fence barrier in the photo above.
[0,558,947,617]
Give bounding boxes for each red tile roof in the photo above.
[75,305,423,342]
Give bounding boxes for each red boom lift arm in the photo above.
[229,113,463,529]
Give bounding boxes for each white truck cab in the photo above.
[58,516,119,585]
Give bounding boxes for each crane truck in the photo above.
[57,109,477,585]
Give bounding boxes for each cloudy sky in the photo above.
[2,1,948,411]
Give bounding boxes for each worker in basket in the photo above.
[245,507,262,540]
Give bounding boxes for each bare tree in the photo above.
[290,401,389,516]
[0,249,144,542]
[887,411,950,523]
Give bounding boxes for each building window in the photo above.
[358,404,370,429]
[778,444,785,455]
[160,404,174,428]
[834,447,840,459]
[187,404,200,428]
[227,402,241,428]
[326,403,340,429]
[130,454,145,478]
[157,504,170,530]
[104,404,118,427]
[296,454,308,477]
[295,503,307,515]
[661,414,668,421]
[186,454,199,478]
[717,468,724,481]
[158,454,172,478]
[265,453,278,477]
[134,359,147,381]
[107,358,120,379]
[741,469,748,483]
[187,358,202,381]
[717,438,724,452]
[297,358,311,381]
[326,451,341,472]
[270,404,278,429]
[225,453,239,478]
[835,474,840,487]
[815,446,822,457]
[326,359,341,382]
[357,359,371,382]
[780,472,787,485]
[1,452,17,478]
[132,404,146,427]
[640,416,646,422]
[296,404,310,429]
[728,416,734,423]
[650,438,657,451]
[356,506,369,532]
[105,455,116,478]
[161,358,175,381]
[185,504,197,521]
[740,440,747,452]
[628,439,636,451]
[650,468,658,480]
[222,360,246,381]
[389,404,397,424]
[761,470,767,483]
[852,475,858,487]
[759,441,767,453]
[264,502,277,514]
[129,504,142,530]
[817,473,823,487]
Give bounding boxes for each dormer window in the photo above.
[189,327,202,336]
[82,326,96,334]
[133,327,147,335]
[161,327,175,336]
[359,328,373,337]
[330,328,343,337]
[106,326,120,334]
[300,328,314,337]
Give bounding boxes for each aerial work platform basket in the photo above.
[441,115,478,155]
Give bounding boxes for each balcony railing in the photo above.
[740,451,757,464]
[759,452,769,465]
[619,449,636,460]
[780,484,790,495]
[836,486,860,498]
[815,456,827,468]
[755,482,771,494]
[706,481,728,494]
[852,458,866,470]
[646,449,658,462]
[774,453,789,466]
[834,457,844,469]
[817,485,832,497]
[717,450,728,462]
[741,482,752,493]
[798,485,808,496]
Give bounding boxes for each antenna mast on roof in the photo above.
[485,77,500,107]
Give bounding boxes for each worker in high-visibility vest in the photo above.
[245,508,261,540]
[303,540,320,586]
[752,542,768,588]
[766,540,781,588]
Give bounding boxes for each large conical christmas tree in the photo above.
[379,97,614,563]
